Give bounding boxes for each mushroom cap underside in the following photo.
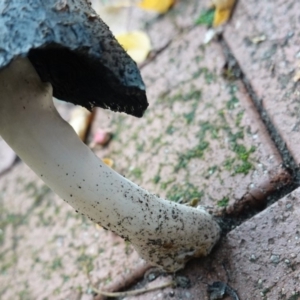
[0,0,148,117]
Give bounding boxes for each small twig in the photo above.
[90,280,174,298]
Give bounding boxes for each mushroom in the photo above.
[0,0,220,272]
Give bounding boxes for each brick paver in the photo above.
[126,187,300,300]
[92,23,289,215]
[0,164,143,299]
[224,0,300,163]
[0,1,299,299]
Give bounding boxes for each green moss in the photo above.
[61,274,70,283]
[184,102,198,124]
[217,197,229,207]
[183,90,202,101]
[51,257,63,270]
[160,179,175,190]
[233,144,255,161]
[203,68,216,84]
[175,141,209,171]
[166,125,176,135]
[223,158,235,171]
[234,161,253,175]
[235,111,244,126]
[228,130,244,143]
[1,254,17,274]
[53,287,61,295]
[205,165,218,178]
[130,167,142,179]
[184,110,196,124]
[195,9,215,26]
[18,288,32,300]
[223,144,255,175]
[192,68,216,84]
[287,293,300,300]
[198,121,219,139]
[167,183,204,203]
[136,141,145,152]
[153,175,161,184]
[194,55,203,64]
[226,96,239,110]
[76,253,94,273]
[151,135,162,146]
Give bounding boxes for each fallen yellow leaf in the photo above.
[69,107,93,141]
[293,70,300,82]
[212,0,235,10]
[116,30,151,64]
[212,0,236,27]
[138,0,174,14]
[102,158,114,168]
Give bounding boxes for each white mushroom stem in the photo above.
[0,58,220,272]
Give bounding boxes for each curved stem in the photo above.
[0,58,220,272]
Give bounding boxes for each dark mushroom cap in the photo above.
[0,0,148,117]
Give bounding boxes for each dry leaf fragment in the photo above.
[102,158,114,168]
[212,0,236,27]
[293,70,300,82]
[69,106,93,141]
[116,30,151,63]
[138,0,175,14]
[250,34,266,44]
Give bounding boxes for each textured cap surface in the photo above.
[0,0,148,117]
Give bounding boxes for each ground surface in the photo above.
[1,0,300,299]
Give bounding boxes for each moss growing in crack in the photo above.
[162,89,202,105]
[203,68,217,84]
[151,135,162,147]
[234,161,253,175]
[175,141,209,171]
[235,111,244,126]
[195,9,215,26]
[160,178,175,190]
[184,102,198,124]
[76,252,94,273]
[129,167,142,180]
[205,165,218,178]
[153,174,161,184]
[232,145,256,175]
[136,141,145,152]
[233,144,255,162]
[223,144,255,175]
[18,288,32,300]
[192,68,216,84]
[51,257,63,271]
[217,197,229,207]
[167,183,204,203]
[226,95,239,110]
[1,253,17,274]
[228,130,244,143]
[61,274,70,283]
[197,121,219,139]
[175,120,221,172]
[287,293,300,300]
[223,158,235,171]
[166,125,177,135]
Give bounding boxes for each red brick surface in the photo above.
[126,188,300,300]
[224,0,300,163]
[1,1,300,299]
